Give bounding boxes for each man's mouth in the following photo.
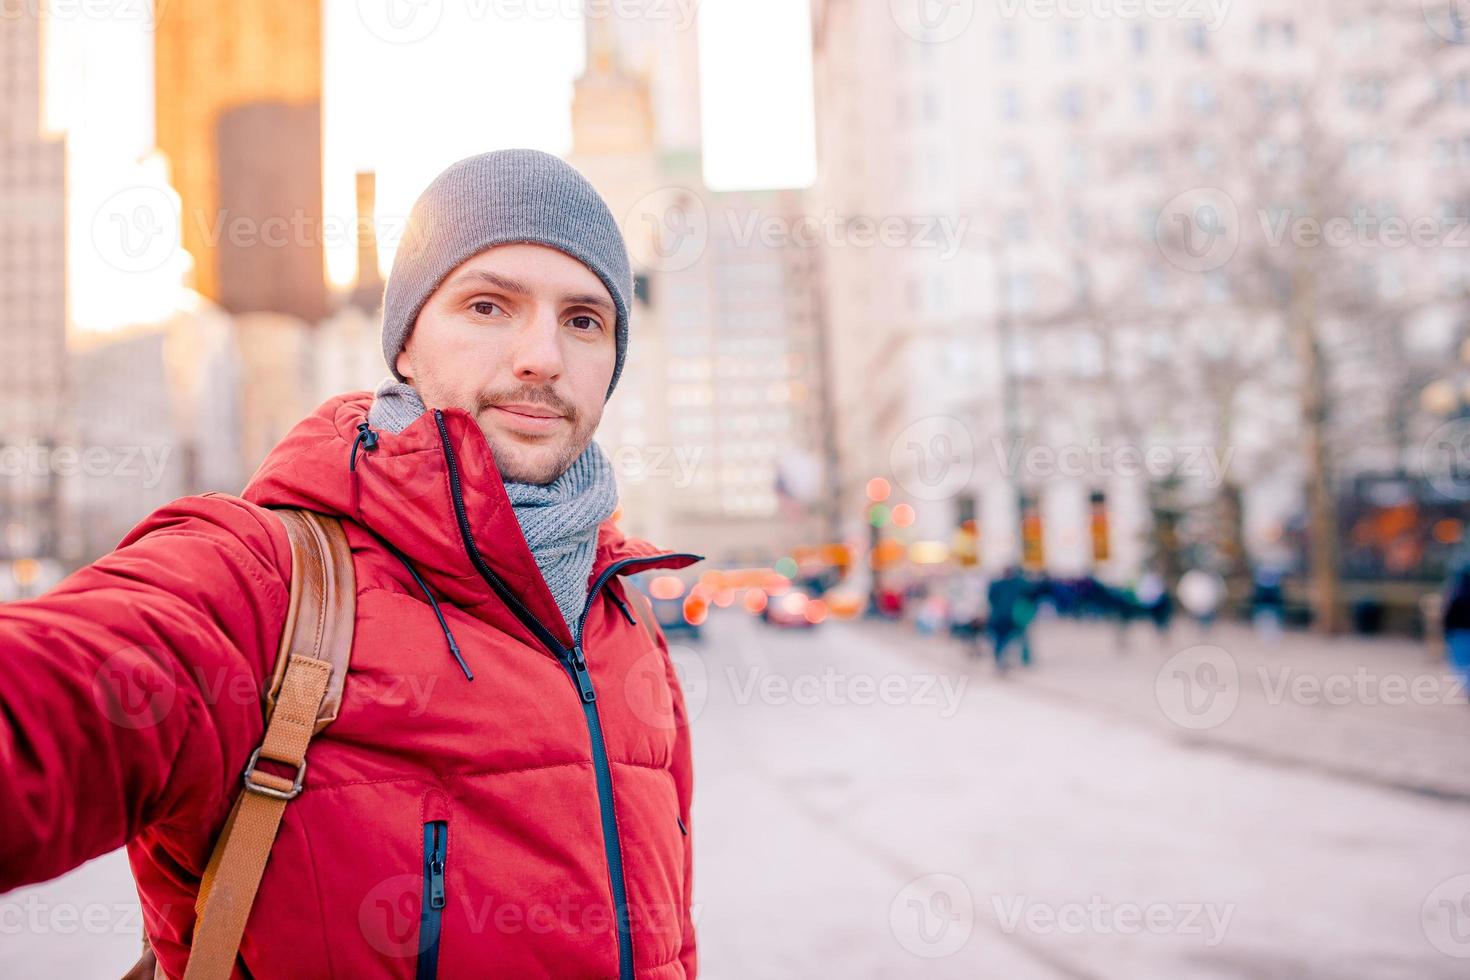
[486,403,568,434]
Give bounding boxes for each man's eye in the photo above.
[568,315,601,332]
[471,301,503,317]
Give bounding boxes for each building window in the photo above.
[999,87,1021,123]
[1057,25,1081,59]
[1135,81,1154,116]
[1059,86,1084,120]
[997,25,1018,60]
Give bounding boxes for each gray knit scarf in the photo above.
[366,378,618,634]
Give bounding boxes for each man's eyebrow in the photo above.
[562,293,616,315]
[444,270,531,294]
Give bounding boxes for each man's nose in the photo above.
[510,309,564,383]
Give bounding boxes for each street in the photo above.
[3,613,1469,978]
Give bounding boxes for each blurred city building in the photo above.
[810,0,1470,614]
[154,0,327,322]
[572,8,834,565]
[0,8,67,592]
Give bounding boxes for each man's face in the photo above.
[396,243,618,485]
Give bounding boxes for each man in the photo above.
[986,566,1035,672]
[0,149,700,978]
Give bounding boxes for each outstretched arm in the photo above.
[0,493,290,890]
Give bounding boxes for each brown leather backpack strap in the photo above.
[179,510,355,980]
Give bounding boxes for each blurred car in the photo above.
[760,589,826,629]
[634,574,703,642]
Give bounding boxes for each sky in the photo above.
[42,0,817,331]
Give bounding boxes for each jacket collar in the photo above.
[243,392,700,645]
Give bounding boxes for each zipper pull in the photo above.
[429,826,447,910]
[570,646,597,703]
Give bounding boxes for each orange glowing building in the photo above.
[154,0,326,321]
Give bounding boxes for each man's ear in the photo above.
[395,344,413,382]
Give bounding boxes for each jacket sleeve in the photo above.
[0,493,291,890]
[658,623,698,979]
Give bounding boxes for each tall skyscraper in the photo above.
[0,6,68,567]
[154,0,326,322]
[571,9,833,563]
[582,4,704,161]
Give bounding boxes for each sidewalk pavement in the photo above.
[896,616,1470,803]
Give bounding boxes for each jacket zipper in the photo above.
[433,410,699,980]
[417,820,447,980]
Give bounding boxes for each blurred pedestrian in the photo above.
[1441,565,1470,691]
[1178,567,1226,633]
[1250,566,1286,644]
[988,565,1036,672]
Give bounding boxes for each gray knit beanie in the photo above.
[381,149,633,400]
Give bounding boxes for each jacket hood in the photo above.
[242,391,699,648]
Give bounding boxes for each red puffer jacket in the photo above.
[0,392,702,979]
